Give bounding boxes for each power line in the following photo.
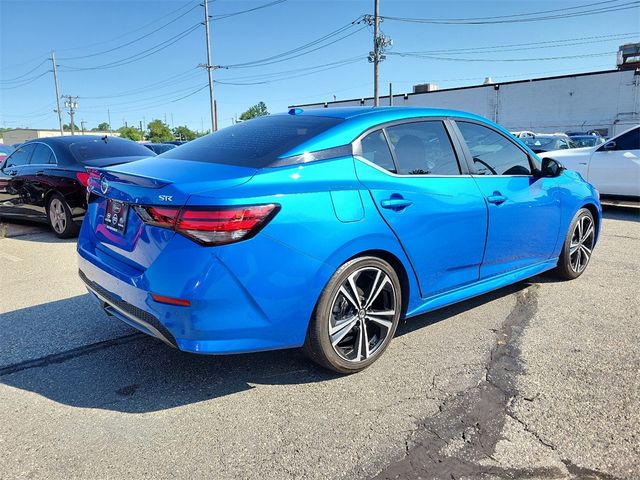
[381,0,639,25]
[58,4,200,61]
[0,71,49,90]
[212,0,287,20]
[0,59,49,83]
[59,24,200,71]
[80,68,201,99]
[388,51,617,62]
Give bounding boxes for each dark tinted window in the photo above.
[457,122,532,175]
[386,121,460,175]
[69,137,153,164]
[613,127,639,150]
[360,130,395,172]
[162,115,344,168]
[5,144,35,168]
[30,144,55,165]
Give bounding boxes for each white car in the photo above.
[540,125,639,198]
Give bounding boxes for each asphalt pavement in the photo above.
[0,207,638,479]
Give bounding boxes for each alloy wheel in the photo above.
[569,214,595,273]
[49,198,67,234]
[329,267,397,363]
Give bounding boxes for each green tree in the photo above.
[117,126,143,142]
[239,101,269,121]
[173,125,197,141]
[94,122,110,131]
[147,119,173,143]
[63,123,80,131]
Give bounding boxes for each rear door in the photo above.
[454,120,562,278]
[354,119,488,298]
[587,127,640,197]
[17,142,58,219]
[0,144,35,218]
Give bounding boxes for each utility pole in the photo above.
[80,120,86,134]
[389,82,393,105]
[51,52,63,135]
[107,108,112,135]
[62,95,79,135]
[366,1,392,106]
[201,0,217,132]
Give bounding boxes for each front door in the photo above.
[354,120,488,298]
[454,120,562,278]
[588,127,640,197]
[0,144,35,218]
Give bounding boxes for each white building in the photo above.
[292,68,640,137]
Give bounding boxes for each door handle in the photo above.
[381,197,413,210]
[35,171,44,176]
[487,193,507,205]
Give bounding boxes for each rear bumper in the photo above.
[77,227,330,355]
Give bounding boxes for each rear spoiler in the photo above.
[87,167,171,190]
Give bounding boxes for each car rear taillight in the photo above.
[134,204,279,246]
[76,172,89,187]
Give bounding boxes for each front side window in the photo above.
[457,121,532,176]
[4,144,35,168]
[611,127,640,151]
[385,121,460,175]
[360,129,395,172]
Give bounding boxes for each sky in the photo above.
[1,0,638,132]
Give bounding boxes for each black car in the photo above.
[0,135,153,238]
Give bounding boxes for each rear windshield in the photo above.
[160,115,344,168]
[69,138,153,164]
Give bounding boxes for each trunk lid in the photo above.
[86,157,257,271]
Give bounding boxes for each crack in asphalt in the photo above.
[371,283,628,480]
[0,333,143,377]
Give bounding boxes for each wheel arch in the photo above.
[346,249,412,317]
[581,202,601,242]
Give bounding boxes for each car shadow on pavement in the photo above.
[0,220,75,243]
[0,282,533,414]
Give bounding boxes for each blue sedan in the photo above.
[77,107,601,373]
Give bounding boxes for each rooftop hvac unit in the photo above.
[617,43,640,70]
[412,83,438,93]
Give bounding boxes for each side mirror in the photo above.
[540,157,564,177]
[602,141,617,151]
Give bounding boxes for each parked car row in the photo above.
[0,136,154,237]
[511,131,606,153]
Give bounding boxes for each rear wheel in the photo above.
[304,256,401,374]
[554,208,596,280]
[47,194,79,238]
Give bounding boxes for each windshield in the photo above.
[69,138,153,164]
[522,137,558,148]
[161,115,344,168]
[571,137,601,148]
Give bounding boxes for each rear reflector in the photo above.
[134,204,279,246]
[151,293,191,307]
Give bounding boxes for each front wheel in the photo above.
[554,207,596,280]
[47,194,79,238]
[304,256,402,374]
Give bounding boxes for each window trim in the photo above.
[352,117,470,177]
[26,142,59,166]
[449,118,542,177]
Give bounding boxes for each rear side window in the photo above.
[161,115,344,168]
[360,130,395,172]
[457,121,532,176]
[69,138,153,164]
[30,144,55,165]
[386,121,460,175]
[5,144,35,168]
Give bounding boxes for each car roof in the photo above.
[27,135,128,146]
[280,106,499,156]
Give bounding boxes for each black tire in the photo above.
[553,207,596,280]
[47,193,79,238]
[303,256,402,374]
